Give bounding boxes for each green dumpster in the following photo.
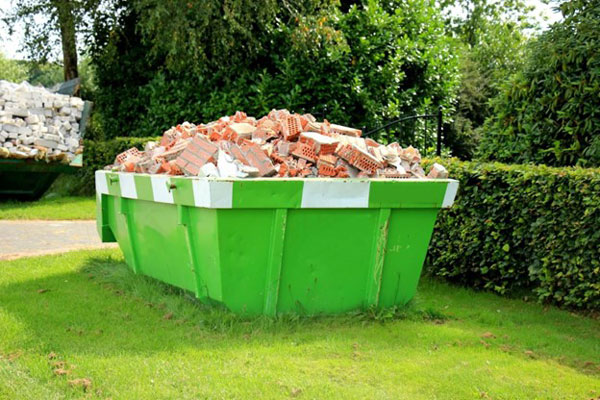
[96,170,458,316]
[0,158,78,200]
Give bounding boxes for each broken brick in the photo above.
[317,162,336,177]
[318,154,338,166]
[175,136,218,176]
[242,143,276,177]
[104,109,438,180]
[115,147,142,165]
[282,115,303,141]
[330,123,361,137]
[291,142,317,163]
[229,143,250,166]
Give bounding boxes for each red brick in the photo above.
[330,123,361,137]
[282,115,303,141]
[271,152,287,164]
[229,144,250,166]
[115,147,142,165]
[318,154,338,165]
[291,142,317,163]
[335,144,382,175]
[317,162,336,177]
[365,138,380,147]
[168,160,184,175]
[242,144,276,177]
[175,136,219,175]
[209,131,222,141]
[278,162,288,177]
[161,140,190,161]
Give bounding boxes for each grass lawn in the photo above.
[0,196,96,220]
[1,249,598,399]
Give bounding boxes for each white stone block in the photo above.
[43,134,60,142]
[3,124,20,133]
[25,115,40,124]
[34,139,58,148]
[5,108,29,117]
[21,136,35,145]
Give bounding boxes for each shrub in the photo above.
[478,0,600,167]
[424,158,600,310]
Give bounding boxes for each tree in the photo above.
[2,0,101,85]
[0,52,28,82]
[440,0,538,159]
[88,0,460,144]
[478,0,600,167]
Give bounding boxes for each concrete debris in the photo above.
[107,110,448,179]
[0,80,84,163]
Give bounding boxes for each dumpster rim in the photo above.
[95,170,459,209]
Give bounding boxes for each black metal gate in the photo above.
[362,106,443,156]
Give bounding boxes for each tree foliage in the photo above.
[479,0,600,166]
[89,0,459,145]
[0,52,28,82]
[2,0,101,81]
[441,0,535,159]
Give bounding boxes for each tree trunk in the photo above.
[54,0,78,87]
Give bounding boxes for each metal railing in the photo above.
[363,106,443,156]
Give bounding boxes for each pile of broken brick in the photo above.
[108,110,449,179]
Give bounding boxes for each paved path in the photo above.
[0,220,117,260]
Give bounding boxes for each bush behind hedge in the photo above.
[78,136,158,194]
[424,158,600,310]
[478,1,600,167]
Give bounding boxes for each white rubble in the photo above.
[0,80,84,163]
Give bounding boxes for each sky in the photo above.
[0,0,563,61]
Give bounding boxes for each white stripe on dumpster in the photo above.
[118,173,138,199]
[192,179,233,208]
[210,181,233,208]
[95,171,108,195]
[150,175,174,204]
[301,180,370,208]
[442,180,459,208]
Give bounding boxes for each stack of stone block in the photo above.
[0,80,84,163]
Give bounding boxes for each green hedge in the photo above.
[424,158,600,310]
[78,136,158,194]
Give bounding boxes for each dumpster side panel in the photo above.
[378,208,440,307]
[103,195,137,270]
[96,193,117,243]
[124,199,197,293]
[187,207,222,302]
[216,209,275,314]
[276,209,379,315]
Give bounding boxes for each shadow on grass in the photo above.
[0,254,446,359]
[1,252,598,377]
